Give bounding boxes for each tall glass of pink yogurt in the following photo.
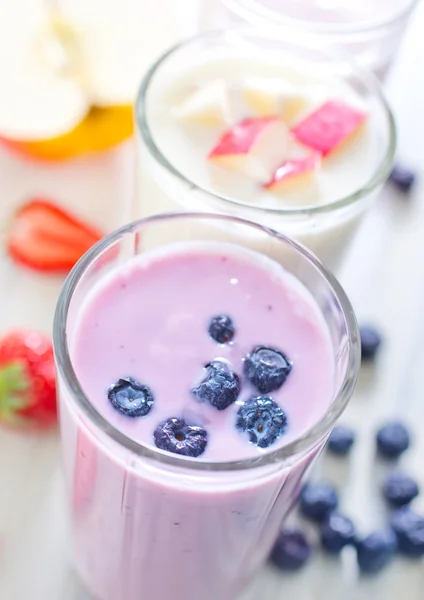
[136,30,395,272]
[53,213,360,600]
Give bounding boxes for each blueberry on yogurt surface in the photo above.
[108,377,154,417]
[236,396,288,449]
[243,346,292,394]
[154,418,208,458]
[208,314,235,343]
[192,360,240,410]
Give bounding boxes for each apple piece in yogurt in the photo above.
[291,100,367,157]
[265,153,321,196]
[173,80,234,127]
[243,77,309,124]
[208,117,290,182]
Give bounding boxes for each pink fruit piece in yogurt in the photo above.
[265,153,321,194]
[208,117,289,182]
[291,101,367,157]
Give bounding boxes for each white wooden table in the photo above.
[1,3,424,599]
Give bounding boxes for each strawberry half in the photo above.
[0,330,57,429]
[7,198,104,273]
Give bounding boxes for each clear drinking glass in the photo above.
[54,212,360,600]
[135,29,395,273]
[198,0,419,78]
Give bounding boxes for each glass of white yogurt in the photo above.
[136,29,395,271]
[197,0,419,79]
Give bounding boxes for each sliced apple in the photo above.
[208,117,290,182]
[291,100,367,157]
[0,0,178,160]
[0,6,88,141]
[265,153,321,195]
[59,0,179,106]
[173,80,233,127]
[243,77,309,124]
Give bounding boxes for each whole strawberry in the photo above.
[0,330,57,428]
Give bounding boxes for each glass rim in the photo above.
[136,28,396,218]
[54,212,360,472]
[223,0,419,34]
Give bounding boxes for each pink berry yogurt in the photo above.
[60,241,336,600]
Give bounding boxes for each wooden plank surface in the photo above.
[0,3,424,599]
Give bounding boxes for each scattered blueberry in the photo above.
[269,528,312,571]
[236,396,287,448]
[390,506,424,558]
[382,472,419,507]
[299,483,339,522]
[389,164,417,193]
[243,346,292,394]
[108,377,154,417]
[321,512,356,554]
[356,530,397,574]
[208,314,235,344]
[359,326,382,361]
[327,425,356,456]
[153,418,207,457]
[376,422,411,459]
[192,361,240,410]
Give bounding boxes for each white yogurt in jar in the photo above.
[136,33,394,270]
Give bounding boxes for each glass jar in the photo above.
[136,29,395,272]
[198,0,419,78]
[54,212,360,600]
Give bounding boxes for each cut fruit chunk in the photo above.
[265,153,321,195]
[59,0,179,106]
[173,80,233,127]
[243,77,309,123]
[291,100,367,157]
[0,3,88,141]
[208,117,290,182]
[0,54,89,141]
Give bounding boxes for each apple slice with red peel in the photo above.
[208,117,290,182]
[173,80,233,127]
[243,77,309,124]
[265,153,321,195]
[291,100,367,157]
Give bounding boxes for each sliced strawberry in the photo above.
[7,198,104,273]
[0,330,57,429]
